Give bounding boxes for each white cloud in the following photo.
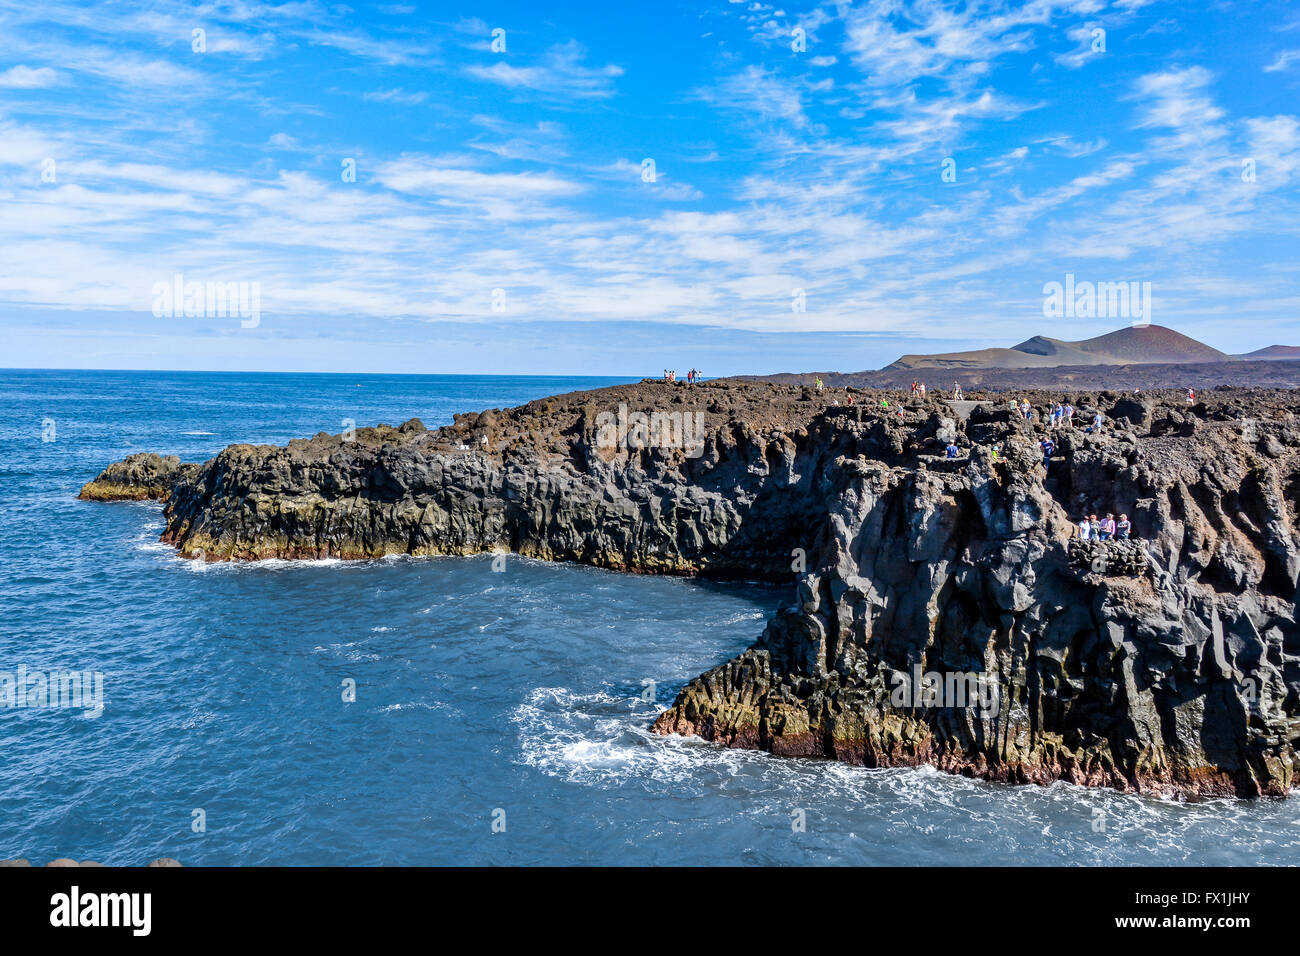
[1264,49,1300,72]
[363,88,429,105]
[1038,135,1108,157]
[1054,24,1106,69]
[466,41,623,99]
[1133,66,1224,132]
[702,66,810,128]
[841,0,1041,88]
[372,159,584,199]
[0,65,58,88]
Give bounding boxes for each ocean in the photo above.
[1,369,1297,865]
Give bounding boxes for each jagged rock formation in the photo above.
[1067,539,1148,576]
[81,381,1300,798]
[81,384,823,576]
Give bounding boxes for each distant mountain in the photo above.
[1239,345,1300,361]
[885,325,1230,371]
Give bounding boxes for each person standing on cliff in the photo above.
[1077,516,1091,540]
[1101,513,1116,540]
[1117,514,1131,539]
[1089,514,1101,539]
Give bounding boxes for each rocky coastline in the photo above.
[80,379,1300,799]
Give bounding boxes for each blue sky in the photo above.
[1,0,1298,374]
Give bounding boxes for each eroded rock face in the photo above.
[653,389,1300,799]
[120,383,825,576]
[81,381,1300,797]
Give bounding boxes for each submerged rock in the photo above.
[82,381,1300,798]
[1,857,182,867]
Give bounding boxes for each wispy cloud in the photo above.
[363,88,429,105]
[701,66,812,129]
[1264,49,1300,72]
[466,41,623,99]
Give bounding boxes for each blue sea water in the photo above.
[0,368,1297,866]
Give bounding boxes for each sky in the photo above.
[0,0,1298,375]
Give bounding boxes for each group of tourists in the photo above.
[907,380,972,400]
[1077,513,1132,541]
[1048,402,1075,427]
[1013,399,1105,434]
[662,369,703,383]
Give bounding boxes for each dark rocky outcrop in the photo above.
[78,453,199,501]
[81,381,1300,799]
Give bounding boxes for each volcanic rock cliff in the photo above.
[81,380,1300,799]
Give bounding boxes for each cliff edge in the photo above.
[80,380,1300,798]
